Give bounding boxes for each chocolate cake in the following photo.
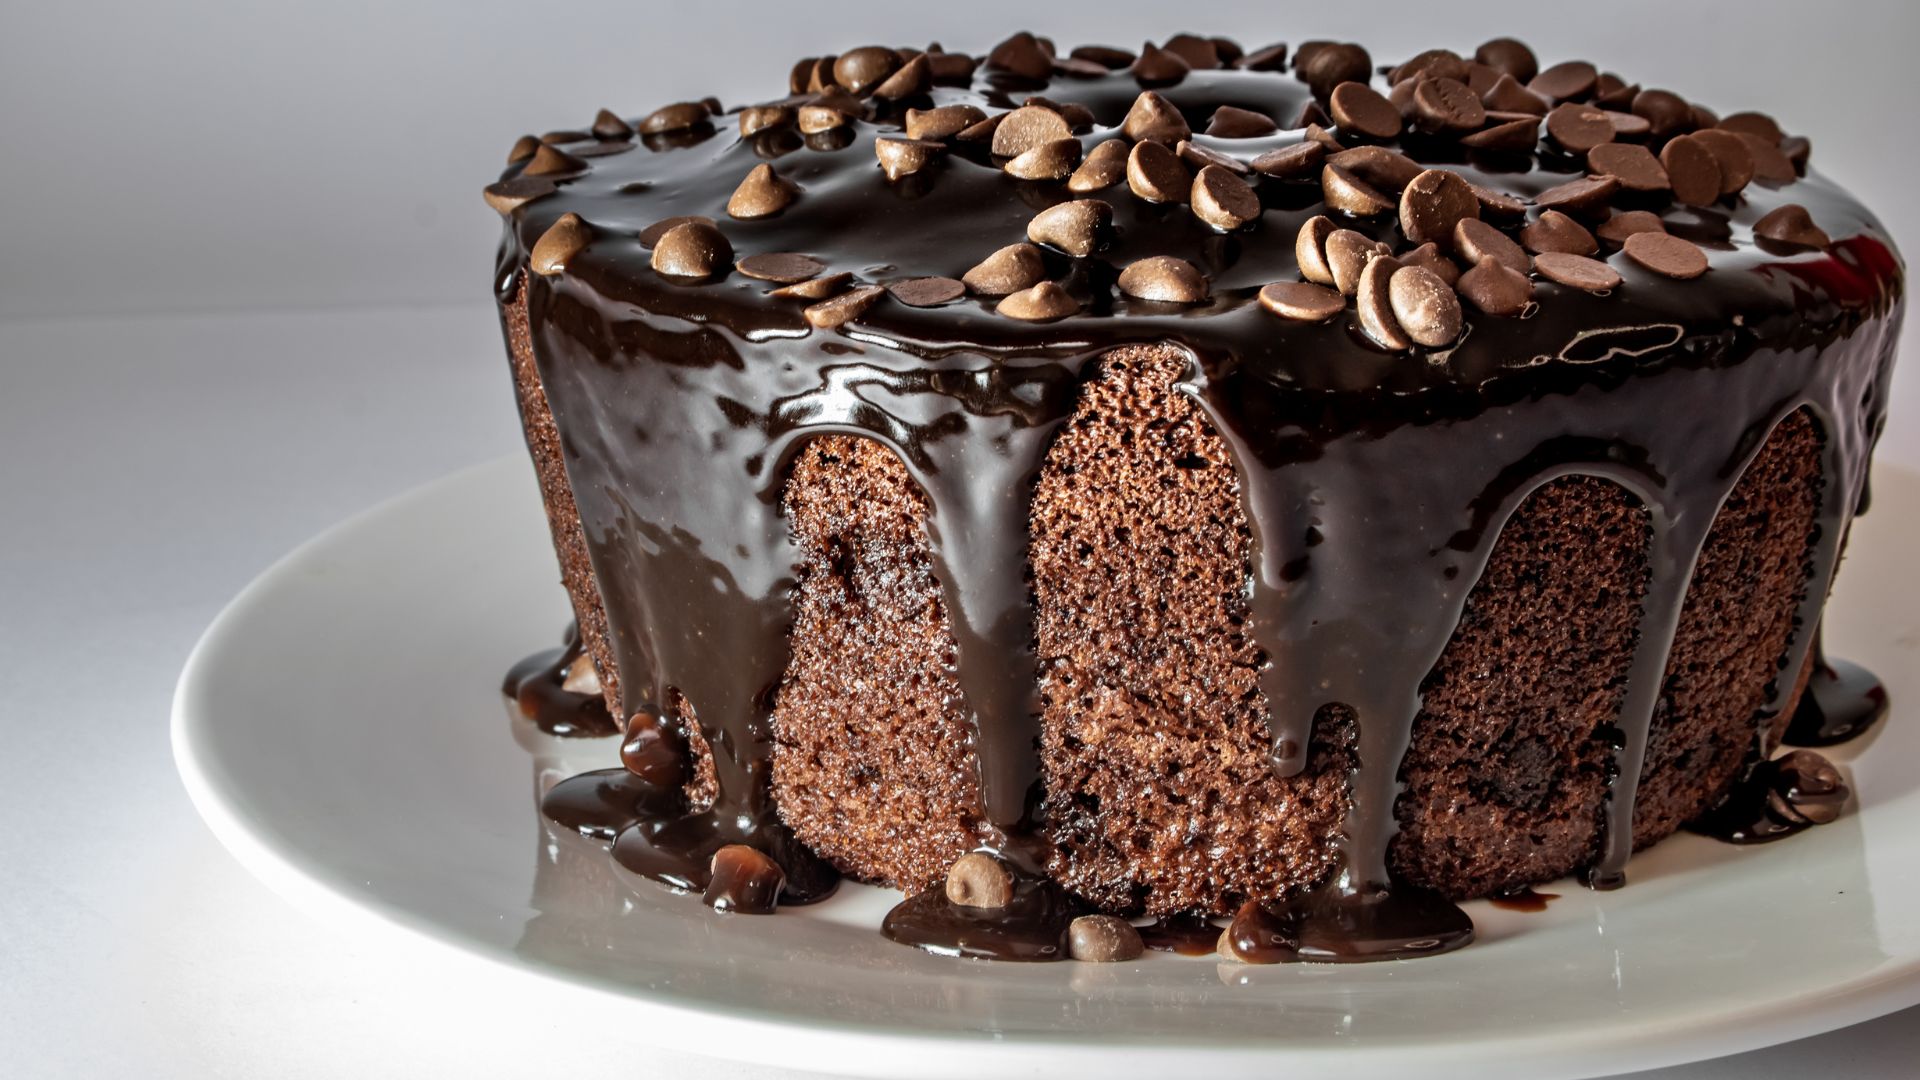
[491,32,1903,964]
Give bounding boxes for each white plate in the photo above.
[173,454,1920,1080]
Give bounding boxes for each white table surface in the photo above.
[2,304,1916,1079]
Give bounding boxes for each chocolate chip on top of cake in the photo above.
[493,32,1901,964]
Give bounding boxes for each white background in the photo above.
[3,1,1918,1076]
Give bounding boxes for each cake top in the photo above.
[489,32,1898,395]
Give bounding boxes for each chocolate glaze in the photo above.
[496,47,1904,960]
[1688,750,1852,844]
[1784,625,1890,747]
[1139,913,1227,956]
[882,875,1089,961]
[502,622,618,737]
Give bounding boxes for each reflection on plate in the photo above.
[174,455,1920,1079]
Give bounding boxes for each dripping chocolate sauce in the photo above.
[497,56,1903,961]
[1784,626,1890,747]
[502,622,619,737]
[1139,913,1226,956]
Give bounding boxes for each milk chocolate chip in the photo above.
[738,106,792,138]
[1458,255,1534,316]
[1400,168,1480,249]
[1068,915,1146,963]
[1330,81,1402,139]
[1118,256,1210,303]
[996,281,1081,321]
[992,104,1074,158]
[888,276,966,307]
[1250,141,1325,179]
[1323,164,1394,217]
[1623,230,1709,278]
[1326,229,1390,296]
[1357,255,1412,351]
[905,104,987,141]
[736,252,824,284]
[1028,200,1111,257]
[483,176,556,215]
[1295,215,1339,286]
[963,243,1048,295]
[651,220,732,279]
[638,101,711,135]
[1259,281,1345,321]
[1121,90,1190,144]
[1521,210,1599,256]
[1587,143,1670,192]
[803,284,886,328]
[1533,251,1623,292]
[874,137,945,181]
[703,845,785,914]
[726,164,799,219]
[1754,204,1831,249]
[1068,139,1129,192]
[1388,264,1464,347]
[1005,138,1082,181]
[1207,105,1279,138]
[529,212,591,276]
[1191,165,1261,230]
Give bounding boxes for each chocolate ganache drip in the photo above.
[493,31,1902,961]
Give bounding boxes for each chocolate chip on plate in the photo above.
[1191,164,1261,230]
[1587,143,1670,193]
[651,220,732,279]
[1005,138,1083,180]
[804,283,887,328]
[726,163,799,219]
[997,280,1081,321]
[1357,255,1412,351]
[1623,230,1709,278]
[1661,134,1723,206]
[1413,77,1486,134]
[1400,168,1480,248]
[1533,251,1623,292]
[1389,264,1464,347]
[703,845,785,914]
[1259,280,1345,321]
[1127,140,1192,203]
[1754,203,1831,249]
[1330,81,1402,139]
[1522,209,1599,256]
[1454,217,1529,273]
[875,136,945,181]
[1068,915,1146,963]
[530,212,591,276]
[1326,229,1390,296]
[1122,90,1191,144]
[888,276,966,307]
[1118,256,1210,302]
[1295,215,1339,286]
[1208,105,1279,138]
[963,242,1048,295]
[1250,141,1325,179]
[1457,255,1534,316]
[1323,164,1395,217]
[737,252,825,283]
[1069,139,1129,192]
[1545,102,1614,153]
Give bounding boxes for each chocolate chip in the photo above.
[1401,169,1480,249]
[1534,175,1619,217]
[1587,143,1670,193]
[1005,138,1082,180]
[738,106,792,138]
[651,220,732,280]
[1720,111,1784,145]
[1596,209,1667,246]
[1330,81,1402,139]
[638,101,711,135]
[737,252,825,284]
[591,109,633,140]
[771,271,852,300]
[997,280,1080,321]
[1071,44,1137,69]
[1295,215,1338,286]
[1356,255,1411,351]
[804,283,886,328]
[1132,41,1191,86]
[963,243,1048,295]
[1593,73,1639,110]
[805,56,838,94]
[530,212,591,277]
[1179,139,1249,176]
[1457,255,1534,316]
[726,163,798,220]
[619,708,685,787]
[902,105,981,142]
[1754,204,1831,249]
[1304,122,1344,151]
[1545,103,1614,153]
[871,54,932,100]
[1323,164,1394,217]
[1606,111,1652,139]
[1738,132,1797,184]
[703,845,784,914]
[1127,140,1191,203]
[925,49,978,85]
[1529,60,1597,103]
[944,852,1015,907]
[1402,242,1462,287]
[1118,256,1210,303]
[1296,42,1372,98]
[1207,105,1279,138]
[522,143,588,178]
[874,136,945,181]
[798,104,852,134]
[1782,135,1812,174]
[1623,230,1709,278]
[1631,89,1694,139]
[1475,38,1538,83]
[539,129,590,145]
[1452,217,1528,273]
[1533,251,1622,292]
[1521,209,1598,256]
[507,134,540,164]
[1661,135,1723,207]
[1250,141,1325,180]
[1768,750,1848,826]
[1192,165,1260,230]
[1329,145,1422,191]
[887,276,966,307]
[1068,139,1128,192]
[1389,265,1463,347]
[1161,33,1222,70]
[1254,281,1342,324]
[1690,129,1755,196]
[1471,183,1529,221]
[992,104,1073,158]
[1326,229,1390,296]
[1067,915,1145,963]
[638,215,714,249]
[1121,90,1190,144]
[1296,101,1334,129]
[1482,73,1550,116]
[482,176,556,215]
[1460,116,1543,157]
[985,32,1053,80]
[1414,78,1487,134]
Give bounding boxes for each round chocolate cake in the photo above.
[491,32,1903,963]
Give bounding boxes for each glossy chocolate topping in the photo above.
[493,33,1903,962]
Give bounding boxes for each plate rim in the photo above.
[171,454,1920,1080]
